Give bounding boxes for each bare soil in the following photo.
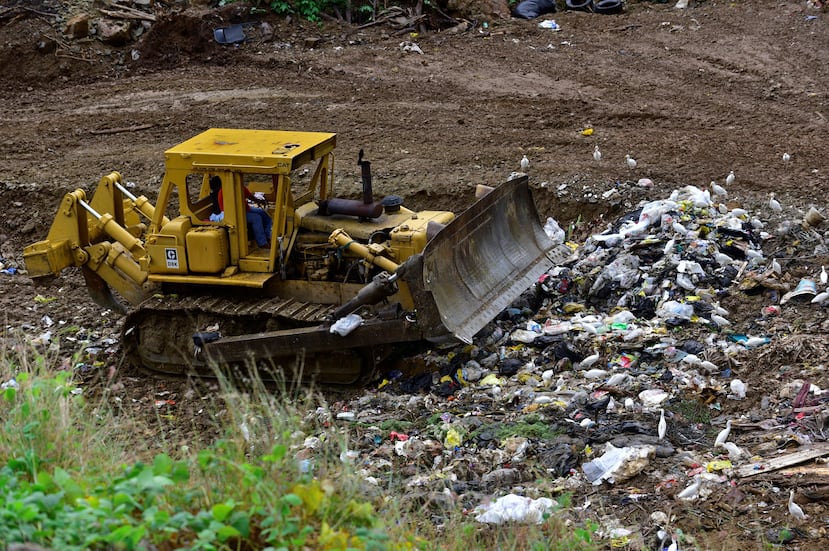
[2,0,829,548]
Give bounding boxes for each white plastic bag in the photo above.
[543,217,566,244]
[330,314,363,336]
[474,494,557,524]
[582,443,654,485]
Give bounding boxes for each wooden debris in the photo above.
[736,443,829,478]
[99,8,156,22]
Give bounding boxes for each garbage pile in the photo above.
[300,183,829,546]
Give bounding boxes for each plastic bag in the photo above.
[475,494,557,524]
[330,314,363,336]
[512,0,557,19]
[543,217,566,244]
[582,443,654,485]
[656,300,693,321]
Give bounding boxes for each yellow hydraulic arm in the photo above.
[23,172,166,307]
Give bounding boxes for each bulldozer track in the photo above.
[130,293,336,324]
[121,293,364,382]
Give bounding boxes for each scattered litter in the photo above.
[330,314,363,336]
[214,24,245,45]
[781,278,816,304]
[582,443,654,484]
[474,494,557,524]
[399,41,423,54]
[538,20,561,31]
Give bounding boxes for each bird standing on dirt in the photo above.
[580,351,600,369]
[593,145,602,162]
[714,251,735,266]
[811,290,829,304]
[788,490,808,520]
[710,180,727,197]
[769,193,782,213]
[520,154,529,172]
[676,476,701,501]
[782,152,791,162]
[625,154,637,170]
[714,419,732,448]
[726,170,735,186]
[710,314,731,328]
[658,409,667,440]
[821,266,828,285]
[722,441,744,460]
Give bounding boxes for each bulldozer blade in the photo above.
[81,265,127,315]
[419,175,570,344]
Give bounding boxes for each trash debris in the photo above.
[399,41,423,54]
[537,20,562,31]
[330,314,363,336]
[474,494,557,524]
[781,278,816,304]
[582,443,654,485]
[214,24,245,44]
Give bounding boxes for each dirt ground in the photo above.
[2,0,829,548]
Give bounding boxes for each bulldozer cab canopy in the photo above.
[164,128,337,175]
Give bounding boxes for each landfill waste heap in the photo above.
[9,180,829,548]
[303,182,829,547]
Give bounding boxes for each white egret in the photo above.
[714,419,732,448]
[714,252,734,266]
[580,351,600,369]
[726,170,735,185]
[722,441,744,460]
[677,477,702,501]
[711,181,727,197]
[711,314,731,327]
[788,490,808,520]
[658,409,667,440]
[811,291,829,304]
[520,154,529,172]
[593,145,602,161]
[625,154,637,169]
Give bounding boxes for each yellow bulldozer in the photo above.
[24,128,566,384]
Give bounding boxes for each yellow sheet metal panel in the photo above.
[390,210,455,261]
[186,227,229,274]
[164,128,336,174]
[146,216,192,274]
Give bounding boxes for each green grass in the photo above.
[0,342,598,550]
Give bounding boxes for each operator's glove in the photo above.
[254,192,266,202]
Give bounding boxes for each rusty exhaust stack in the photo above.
[358,148,373,204]
[317,148,383,219]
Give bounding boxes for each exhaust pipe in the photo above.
[358,148,373,205]
[317,148,383,219]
